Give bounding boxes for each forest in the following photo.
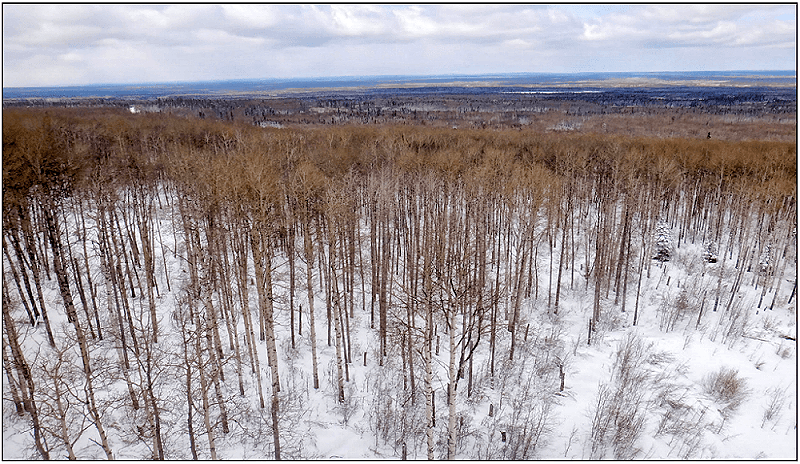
[2,106,797,459]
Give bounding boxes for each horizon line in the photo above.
[3,69,796,91]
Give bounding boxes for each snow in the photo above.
[2,190,797,460]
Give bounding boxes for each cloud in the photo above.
[2,4,795,87]
[579,4,795,49]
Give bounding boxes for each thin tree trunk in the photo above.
[2,236,35,325]
[423,200,435,461]
[509,223,530,361]
[135,193,159,342]
[183,337,199,460]
[328,229,347,403]
[202,293,230,434]
[554,207,567,314]
[253,227,282,459]
[98,202,140,409]
[1,339,25,416]
[12,209,56,346]
[370,191,378,329]
[3,286,49,459]
[447,305,457,460]
[285,200,297,349]
[52,359,78,459]
[192,299,217,460]
[43,203,114,459]
[614,204,631,304]
[5,223,40,323]
[304,214,321,390]
[379,210,390,363]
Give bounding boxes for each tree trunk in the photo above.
[328,232,347,403]
[1,338,25,416]
[4,221,40,323]
[135,193,159,343]
[43,203,114,459]
[303,214,321,390]
[379,210,390,363]
[253,227,282,459]
[3,286,49,459]
[286,203,297,349]
[2,236,36,325]
[10,209,55,346]
[98,205,140,409]
[447,306,457,460]
[234,229,266,407]
[554,207,567,314]
[423,200,436,461]
[192,299,217,460]
[201,293,230,434]
[178,309,199,460]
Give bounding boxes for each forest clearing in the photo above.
[2,106,796,459]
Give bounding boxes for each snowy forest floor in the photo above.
[2,190,796,461]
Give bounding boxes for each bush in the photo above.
[719,298,752,346]
[659,289,692,332]
[761,385,789,429]
[653,381,709,459]
[702,367,749,413]
[587,334,650,459]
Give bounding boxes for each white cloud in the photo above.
[504,38,536,49]
[578,4,795,49]
[2,4,795,87]
[57,52,84,63]
[219,4,283,30]
[328,5,388,37]
[392,6,440,39]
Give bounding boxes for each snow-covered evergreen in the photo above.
[759,244,773,275]
[653,219,673,262]
[702,241,718,263]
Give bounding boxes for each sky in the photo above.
[2,4,796,88]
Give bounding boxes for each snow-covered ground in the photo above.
[2,190,796,460]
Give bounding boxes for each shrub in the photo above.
[587,334,650,459]
[653,382,709,459]
[702,367,749,413]
[719,298,752,346]
[659,289,692,332]
[761,385,789,429]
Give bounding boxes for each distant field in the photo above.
[2,71,795,100]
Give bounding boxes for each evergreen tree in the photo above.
[702,241,718,263]
[758,244,772,275]
[653,219,673,262]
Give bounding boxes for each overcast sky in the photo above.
[3,4,796,88]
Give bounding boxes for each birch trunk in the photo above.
[303,214,321,390]
[447,307,457,460]
[43,203,114,459]
[2,287,49,459]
